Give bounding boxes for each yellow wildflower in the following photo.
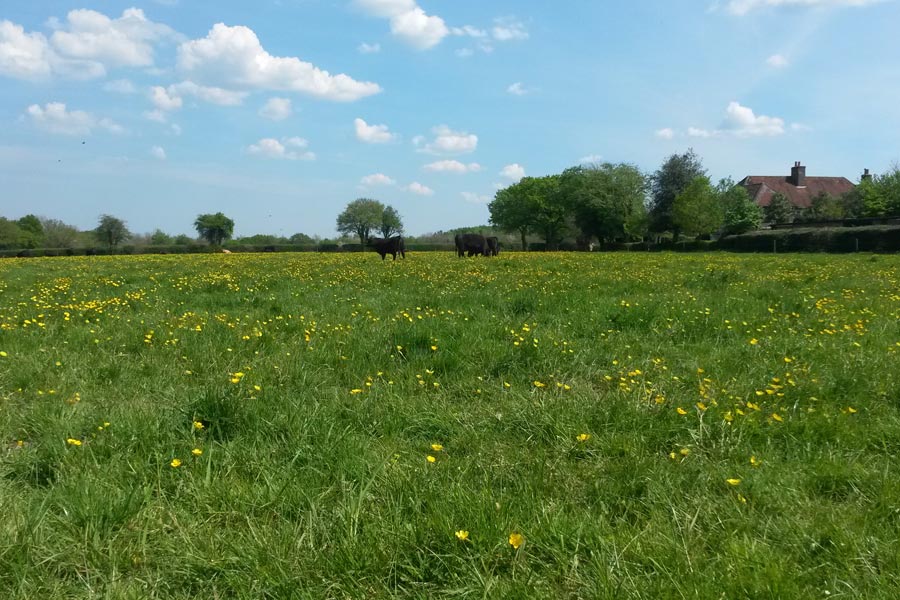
[576,433,591,442]
[455,530,469,541]
[771,413,784,422]
[676,407,688,415]
[431,443,443,452]
[193,421,205,430]
[170,458,182,468]
[508,533,524,549]
[192,448,203,456]
[726,478,741,486]
[66,438,82,446]
[426,455,436,463]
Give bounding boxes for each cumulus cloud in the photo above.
[150,146,167,160]
[655,128,675,140]
[423,160,481,173]
[766,54,789,68]
[151,81,247,113]
[177,23,381,101]
[259,97,292,120]
[354,117,396,143]
[0,19,103,80]
[507,82,528,96]
[150,85,183,111]
[406,182,434,196]
[247,137,315,160]
[354,0,449,50]
[500,163,526,181]
[721,101,785,136]
[461,192,492,204]
[724,0,883,16]
[358,42,381,54]
[418,125,478,155]
[492,17,529,41]
[361,173,396,186]
[688,127,715,138]
[143,109,167,123]
[578,154,603,165]
[25,102,123,135]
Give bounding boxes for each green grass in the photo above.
[1,251,899,598]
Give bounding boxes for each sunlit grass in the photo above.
[1,251,899,598]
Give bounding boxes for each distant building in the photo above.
[738,162,856,209]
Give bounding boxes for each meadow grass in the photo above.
[1,251,899,599]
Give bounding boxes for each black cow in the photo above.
[486,236,500,257]
[454,233,488,257]
[368,236,406,260]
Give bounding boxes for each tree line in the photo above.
[489,150,900,249]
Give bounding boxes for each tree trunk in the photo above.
[520,230,527,251]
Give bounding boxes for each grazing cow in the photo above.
[454,233,488,257]
[486,236,500,257]
[368,236,406,260]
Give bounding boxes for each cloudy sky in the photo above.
[1,0,898,238]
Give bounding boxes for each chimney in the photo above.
[861,168,872,182]
[791,161,807,187]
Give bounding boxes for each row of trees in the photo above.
[488,150,763,249]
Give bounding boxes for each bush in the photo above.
[717,226,900,253]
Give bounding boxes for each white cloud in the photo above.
[725,0,883,16]
[104,78,137,93]
[791,122,814,132]
[0,19,105,80]
[451,25,488,38]
[178,23,381,101]
[169,81,247,106]
[361,173,396,186]
[25,102,123,135]
[507,82,528,96]
[150,85,183,111]
[150,145,167,160]
[655,127,675,140]
[461,192,492,204]
[492,17,529,41]
[354,117,396,143]
[143,109,167,123]
[767,53,789,68]
[49,8,181,69]
[358,42,381,54]
[259,97,293,121]
[406,182,434,196]
[418,125,478,155]
[354,0,449,50]
[578,154,603,165]
[247,137,315,160]
[423,160,481,173]
[722,101,785,136]
[688,127,715,138]
[456,48,474,58]
[500,163,526,181]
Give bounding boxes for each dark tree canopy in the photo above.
[765,193,794,224]
[194,213,235,246]
[17,215,44,249]
[336,199,402,245]
[380,206,404,238]
[650,149,706,239]
[559,163,648,244]
[719,179,762,236]
[95,214,130,251]
[672,176,723,238]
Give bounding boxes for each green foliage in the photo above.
[0,217,22,249]
[149,229,173,245]
[672,176,723,237]
[874,165,900,216]
[650,148,706,238]
[560,163,648,243]
[336,198,387,245]
[489,184,537,250]
[289,232,315,245]
[765,192,795,224]
[173,234,193,245]
[16,215,44,249]
[94,214,130,251]
[490,176,566,249]
[39,218,80,249]
[194,213,235,246]
[719,179,762,236]
[806,192,845,221]
[380,206,404,238]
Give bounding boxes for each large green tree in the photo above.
[807,192,845,221]
[94,214,130,252]
[194,213,235,246]
[672,176,723,238]
[0,217,22,249]
[765,193,794,224]
[489,183,538,250]
[650,149,706,240]
[40,218,80,248]
[559,163,648,244]
[719,179,762,236]
[17,215,44,249]
[380,206,404,238]
[149,229,173,245]
[337,198,386,245]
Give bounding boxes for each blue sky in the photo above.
[1,0,898,238]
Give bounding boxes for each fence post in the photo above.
[773,239,777,254]
[855,238,859,253]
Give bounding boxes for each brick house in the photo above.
[738,162,856,209]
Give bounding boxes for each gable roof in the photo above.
[739,175,855,208]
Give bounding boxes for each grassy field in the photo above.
[1,251,899,599]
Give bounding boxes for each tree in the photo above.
[873,165,900,216]
[559,163,648,245]
[40,218,80,248]
[0,218,22,249]
[489,183,538,250]
[173,234,193,245]
[94,214,130,252]
[336,198,385,245]
[718,179,762,236]
[672,176,723,238]
[650,149,706,239]
[17,215,44,249]
[149,229,173,245]
[764,193,794,224]
[380,206,404,238]
[808,192,845,221]
[518,176,566,249]
[289,232,314,245]
[194,213,235,246]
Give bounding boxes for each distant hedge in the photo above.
[717,226,900,253]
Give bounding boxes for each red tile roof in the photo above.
[739,176,855,208]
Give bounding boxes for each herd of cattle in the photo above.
[367,233,499,260]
